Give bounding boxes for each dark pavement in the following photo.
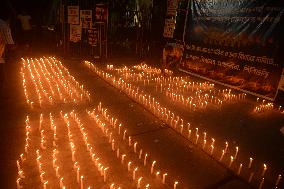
[0,56,283,189]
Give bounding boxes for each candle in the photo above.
[39,113,43,130]
[133,167,138,180]
[202,139,206,149]
[18,171,24,178]
[121,154,126,164]
[156,171,160,178]
[195,134,199,144]
[234,146,239,159]
[25,145,28,153]
[43,181,48,189]
[117,148,120,158]
[17,160,21,171]
[188,129,191,139]
[40,172,45,183]
[203,132,206,141]
[275,174,282,187]
[162,173,167,184]
[80,176,84,189]
[180,124,183,134]
[123,130,127,140]
[248,157,253,169]
[110,183,115,189]
[210,145,214,155]
[112,139,115,151]
[134,142,137,153]
[237,163,243,175]
[261,164,267,177]
[151,161,156,174]
[16,178,22,189]
[56,166,59,177]
[211,138,215,146]
[77,168,80,183]
[195,128,198,136]
[128,162,132,171]
[118,124,121,134]
[128,136,132,146]
[60,177,64,188]
[139,149,142,159]
[72,151,75,161]
[104,167,108,182]
[144,154,148,166]
[229,156,234,168]
[174,181,178,189]
[225,141,228,153]
[259,178,264,189]
[137,177,143,188]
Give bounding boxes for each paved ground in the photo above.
[0,55,283,189]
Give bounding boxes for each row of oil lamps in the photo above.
[108,63,247,112]
[121,63,284,115]
[117,63,283,115]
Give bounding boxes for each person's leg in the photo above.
[0,63,5,98]
[0,45,5,98]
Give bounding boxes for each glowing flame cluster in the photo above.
[17,112,123,189]
[253,98,284,114]
[86,102,179,188]
[85,60,283,189]
[17,105,186,189]
[108,62,246,111]
[21,57,90,108]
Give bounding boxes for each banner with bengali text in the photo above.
[179,0,284,100]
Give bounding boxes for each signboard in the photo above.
[163,19,176,38]
[68,6,79,24]
[70,24,81,42]
[88,27,99,46]
[167,0,179,17]
[80,10,92,29]
[95,4,108,22]
[179,0,284,100]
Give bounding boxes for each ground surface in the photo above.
[0,56,283,189]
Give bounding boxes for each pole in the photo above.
[106,7,108,59]
[99,23,102,58]
[182,0,190,43]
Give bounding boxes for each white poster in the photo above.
[80,10,92,28]
[163,19,176,38]
[70,24,81,42]
[68,6,79,24]
[167,0,178,16]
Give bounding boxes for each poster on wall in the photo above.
[70,24,81,42]
[95,4,108,22]
[68,6,79,24]
[179,0,284,100]
[88,27,99,46]
[80,10,92,28]
[163,19,176,38]
[167,0,179,17]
